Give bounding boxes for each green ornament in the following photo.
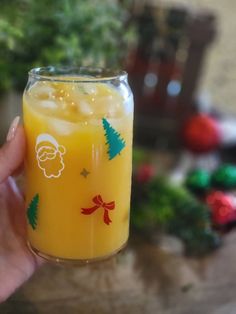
[211,164,236,190]
[185,169,210,194]
[102,118,126,160]
[27,194,39,230]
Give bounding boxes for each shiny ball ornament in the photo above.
[185,169,210,194]
[211,164,236,190]
[183,114,221,153]
[206,191,236,226]
[136,164,155,183]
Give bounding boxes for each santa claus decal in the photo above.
[35,133,66,179]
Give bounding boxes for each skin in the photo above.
[0,125,43,302]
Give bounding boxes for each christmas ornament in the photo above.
[136,164,155,183]
[206,191,236,226]
[183,114,221,153]
[102,118,126,160]
[185,169,210,194]
[27,194,39,230]
[211,164,236,190]
[81,195,115,225]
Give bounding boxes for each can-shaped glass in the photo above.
[23,66,133,264]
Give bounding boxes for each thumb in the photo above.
[0,117,25,184]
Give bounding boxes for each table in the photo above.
[1,231,236,314]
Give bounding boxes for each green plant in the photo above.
[131,176,220,256]
[0,0,134,92]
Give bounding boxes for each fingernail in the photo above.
[6,116,20,142]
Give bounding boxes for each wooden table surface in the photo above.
[1,231,236,314]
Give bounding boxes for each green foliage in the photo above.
[0,0,133,92]
[131,177,220,256]
[102,118,126,160]
[27,194,39,230]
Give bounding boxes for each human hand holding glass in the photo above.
[0,117,42,302]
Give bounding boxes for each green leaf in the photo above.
[27,194,39,230]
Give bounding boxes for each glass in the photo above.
[23,66,133,264]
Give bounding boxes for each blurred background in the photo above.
[2,0,236,313]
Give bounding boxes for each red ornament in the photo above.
[206,191,236,225]
[81,195,115,225]
[136,164,155,183]
[183,114,221,153]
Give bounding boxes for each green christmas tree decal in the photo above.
[27,194,39,230]
[102,118,126,160]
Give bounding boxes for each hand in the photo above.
[0,117,43,302]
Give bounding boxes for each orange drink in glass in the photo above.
[23,67,133,264]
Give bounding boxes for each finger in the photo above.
[12,163,24,178]
[0,117,25,184]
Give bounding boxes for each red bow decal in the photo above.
[81,195,115,225]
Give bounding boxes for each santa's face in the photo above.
[35,134,66,179]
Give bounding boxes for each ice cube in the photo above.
[84,84,97,95]
[40,100,58,109]
[79,100,93,115]
[30,82,55,99]
[50,117,77,136]
[77,84,97,95]
[94,95,121,117]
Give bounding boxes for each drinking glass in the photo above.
[23,66,133,264]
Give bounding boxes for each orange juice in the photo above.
[23,67,133,263]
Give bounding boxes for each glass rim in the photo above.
[29,66,128,83]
